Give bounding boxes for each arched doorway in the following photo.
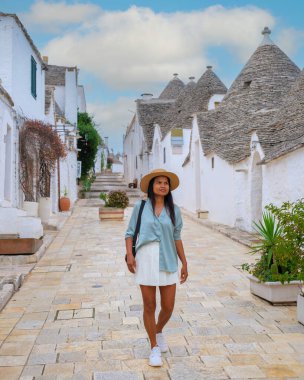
[250,151,263,229]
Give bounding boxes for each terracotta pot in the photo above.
[60,197,70,212]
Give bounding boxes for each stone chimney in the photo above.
[141,93,153,100]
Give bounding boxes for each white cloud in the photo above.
[87,97,136,152]
[276,28,304,57]
[31,3,276,90]
[22,0,101,33]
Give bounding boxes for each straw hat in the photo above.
[140,168,179,193]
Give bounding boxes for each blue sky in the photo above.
[2,1,304,152]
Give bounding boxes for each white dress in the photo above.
[134,241,179,286]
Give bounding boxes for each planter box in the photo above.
[249,275,302,304]
[23,201,39,217]
[297,294,304,325]
[0,238,43,255]
[99,207,124,221]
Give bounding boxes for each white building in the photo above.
[190,27,303,231]
[124,27,304,233]
[45,63,86,211]
[0,13,46,238]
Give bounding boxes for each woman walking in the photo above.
[125,169,188,367]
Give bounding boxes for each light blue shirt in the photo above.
[125,199,183,272]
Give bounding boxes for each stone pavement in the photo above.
[0,203,304,380]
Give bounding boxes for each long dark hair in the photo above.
[147,177,176,226]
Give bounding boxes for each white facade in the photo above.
[0,14,44,238]
[123,115,148,184]
[49,66,83,210]
[0,15,45,120]
[77,85,86,113]
[151,125,191,206]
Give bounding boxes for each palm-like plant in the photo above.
[251,212,282,270]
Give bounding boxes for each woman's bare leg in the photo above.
[156,284,176,333]
[140,285,157,348]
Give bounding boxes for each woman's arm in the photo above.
[175,240,188,284]
[125,237,136,273]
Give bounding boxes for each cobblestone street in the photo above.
[1,203,304,380]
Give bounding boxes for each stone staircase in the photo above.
[85,173,142,206]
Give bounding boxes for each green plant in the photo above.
[77,112,102,178]
[82,178,92,192]
[242,199,304,283]
[62,187,68,197]
[101,191,129,209]
[99,192,107,202]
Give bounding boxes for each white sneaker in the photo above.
[149,346,162,366]
[156,332,168,353]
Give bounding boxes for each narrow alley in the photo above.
[0,201,303,379]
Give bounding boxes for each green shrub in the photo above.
[101,190,129,209]
[242,198,304,283]
[77,112,101,178]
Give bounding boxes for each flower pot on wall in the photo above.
[38,197,52,223]
[60,197,70,212]
[23,201,39,217]
[297,294,304,325]
[249,275,302,304]
[99,206,124,221]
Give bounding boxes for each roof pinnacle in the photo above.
[260,26,274,46]
[262,26,271,36]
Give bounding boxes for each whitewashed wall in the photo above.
[123,115,146,184]
[59,151,78,206]
[183,117,235,226]
[0,94,16,207]
[0,16,45,120]
[151,125,191,207]
[77,85,86,113]
[263,148,304,207]
[112,162,124,173]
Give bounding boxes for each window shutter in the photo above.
[31,56,37,98]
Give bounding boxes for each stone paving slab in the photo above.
[0,204,303,379]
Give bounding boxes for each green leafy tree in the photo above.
[77,112,101,178]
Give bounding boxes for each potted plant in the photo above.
[60,187,70,212]
[298,285,304,325]
[99,190,129,221]
[242,199,304,304]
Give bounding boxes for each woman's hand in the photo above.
[126,254,136,273]
[180,263,188,284]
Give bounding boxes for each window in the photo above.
[171,128,183,147]
[244,80,252,89]
[163,147,166,164]
[214,101,220,108]
[211,157,214,169]
[31,56,37,98]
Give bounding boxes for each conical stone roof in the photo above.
[136,98,175,151]
[159,74,185,99]
[194,66,227,105]
[170,67,227,130]
[223,27,300,111]
[197,27,301,164]
[259,68,304,163]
